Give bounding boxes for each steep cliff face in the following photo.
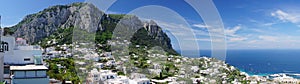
[143,20,174,51]
[5,2,177,55]
[8,3,103,43]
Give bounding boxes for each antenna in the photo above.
[0,15,2,52]
[0,15,2,42]
[0,15,4,42]
[0,15,3,82]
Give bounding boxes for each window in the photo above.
[24,58,31,61]
[4,67,10,74]
[36,71,46,77]
[15,71,25,78]
[110,75,114,79]
[34,56,42,65]
[26,71,35,77]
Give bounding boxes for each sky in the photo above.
[1,0,300,50]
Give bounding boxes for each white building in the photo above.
[10,65,49,84]
[99,70,117,81]
[3,36,43,65]
[129,73,150,84]
[273,74,300,84]
[129,78,150,84]
[94,63,104,69]
[87,69,101,84]
[105,76,129,84]
[191,66,199,73]
[88,69,118,84]
[1,36,48,84]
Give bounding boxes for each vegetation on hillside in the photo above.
[46,58,81,84]
[34,14,179,83]
[35,14,178,55]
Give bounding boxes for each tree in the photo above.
[117,71,125,76]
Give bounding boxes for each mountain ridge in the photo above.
[4,2,178,55]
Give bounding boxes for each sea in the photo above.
[179,49,300,79]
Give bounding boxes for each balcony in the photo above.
[11,76,49,84]
[12,75,48,79]
[11,74,49,78]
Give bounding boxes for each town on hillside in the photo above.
[1,35,300,84]
[2,1,300,84]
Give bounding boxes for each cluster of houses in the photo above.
[82,42,300,84]
[245,73,300,84]
[71,43,150,84]
[87,69,150,84]
[1,36,300,84]
[79,43,238,83]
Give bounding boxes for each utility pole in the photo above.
[0,15,4,82]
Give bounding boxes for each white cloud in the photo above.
[192,24,210,28]
[271,9,300,23]
[193,23,242,38]
[190,38,211,41]
[195,38,211,41]
[239,35,300,49]
[248,40,257,43]
[258,35,277,41]
[249,18,277,27]
[251,29,264,33]
[228,37,247,42]
[263,22,276,26]
[225,25,241,37]
[223,25,248,42]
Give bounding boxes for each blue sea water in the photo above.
[180,49,300,77]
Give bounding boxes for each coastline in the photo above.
[179,49,300,80]
[241,70,300,79]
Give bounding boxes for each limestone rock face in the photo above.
[7,2,177,54]
[10,3,104,43]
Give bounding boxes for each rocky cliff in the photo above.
[7,3,102,42]
[5,2,177,55]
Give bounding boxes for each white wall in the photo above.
[2,36,43,65]
[2,36,15,55]
[4,50,42,64]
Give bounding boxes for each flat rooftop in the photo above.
[10,65,48,71]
